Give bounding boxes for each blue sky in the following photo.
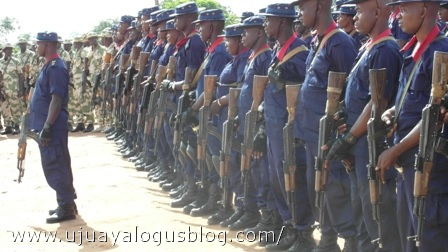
[0,0,275,43]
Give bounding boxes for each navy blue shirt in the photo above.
[350,31,367,51]
[265,36,309,122]
[159,44,175,66]
[237,47,272,136]
[345,33,402,158]
[215,48,250,129]
[175,33,206,82]
[196,39,232,98]
[295,27,357,144]
[143,35,157,54]
[30,56,69,131]
[394,28,448,193]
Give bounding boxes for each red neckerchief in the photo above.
[176,29,198,50]
[45,53,59,65]
[249,44,269,61]
[311,21,337,48]
[390,8,400,21]
[401,25,440,62]
[208,37,224,53]
[234,47,249,61]
[361,29,392,51]
[277,33,297,61]
[156,39,164,46]
[148,34,155,39]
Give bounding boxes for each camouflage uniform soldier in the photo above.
[86,32,106,132]
[98,29,115,131]
[0,43,24,135]
[15,37,34,71]
[63,39,74,61]
[71,37,94,132]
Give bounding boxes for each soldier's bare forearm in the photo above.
[45,94,62,126]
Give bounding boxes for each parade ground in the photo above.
[0,132,339,252]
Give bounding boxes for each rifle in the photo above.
[220,87,241,208]
[314,71,347,228]
[153,56,177,154]
[91,72,102,111]
[24,64,31,96]
[240,75,269,204]
[172,67,196,172]
[113,54,130,127]
[17,87,36,183]
[197,75,217,188]
[80,57,90,103]
[366,68,388,247]
[102,52,112,125]
[143,64,167,154]
[408,51,448,246]
[283,84,301,225]
[128,51,149,145]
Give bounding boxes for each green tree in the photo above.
[0,17,20,36]
[161,0,239,26]
[92,19,117,34]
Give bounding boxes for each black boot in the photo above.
[0,126,13,135]
[67,123,73,132]
[171,175,197,208]
[287,228,316,252]
[244,207,273,234]
[183,182,209,214]
[49,202,78,215]
[190,182,221,217]
[265,225,298,251]
[72,123,85,133]
[12,124,20,135]
[228,210,261,231]
[208,205,234,225]
[342,236,357,252]
[258,209,283,247]
[220,207,245,227]
[314,232,341,252]
[46,203,76,224]
[83,123,94,133]
[162,176,182,192]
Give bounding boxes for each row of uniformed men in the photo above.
[100,0,448,252]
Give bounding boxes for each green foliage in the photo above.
[0,17,20,36]
[160,0,239,26]
[92,19,117,34]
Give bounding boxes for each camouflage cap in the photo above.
[73,37,83,43]
[86,32,99,38]
[3,42,13,49]
[100,29,113,38]
[57,36,63,43]
[17,37,28,44]
[63,39,73,45]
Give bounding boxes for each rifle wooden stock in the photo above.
[367,68,387,247]
[409,51,448,247]
[240,75,268,203]
[130,45,141,65]
[315,71,346,228]
[120,54,130,72]
[166,56,177,81]
[139,52,150,74]
[104,52,112,65]
[17,87,35,183]
[283,84,301,224]
[197,75,217,187]
[220,88,241,207]
[149,60,159,82]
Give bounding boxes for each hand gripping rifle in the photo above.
[17,87,38,183]
[366,68,388,248]
[314,71,347,228]
[143,64,167,154]
[283,84,301,225]
[123,46,140,137]
[220,88,241,208]
[173,67,196,172]
[408,51,448,246]
[153,56,177,154]
[240,75,269,204]
[197,75,217,188]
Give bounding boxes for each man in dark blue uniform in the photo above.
[162,2,206,209]
[377,0,448,251]
[326,0,402,250]
[29,31,76,224]
[292,0,358,251]
[259,4,315,252]
[334,4,367,50]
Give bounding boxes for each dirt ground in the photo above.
[0,131,338,252]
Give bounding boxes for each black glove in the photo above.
[39,123,52,146]
[85,69,90,76]
[326,132,357,160]
[267,67,285,85]
[161,80,174,92]
[253,126,267,154]
[183,108,199,128]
